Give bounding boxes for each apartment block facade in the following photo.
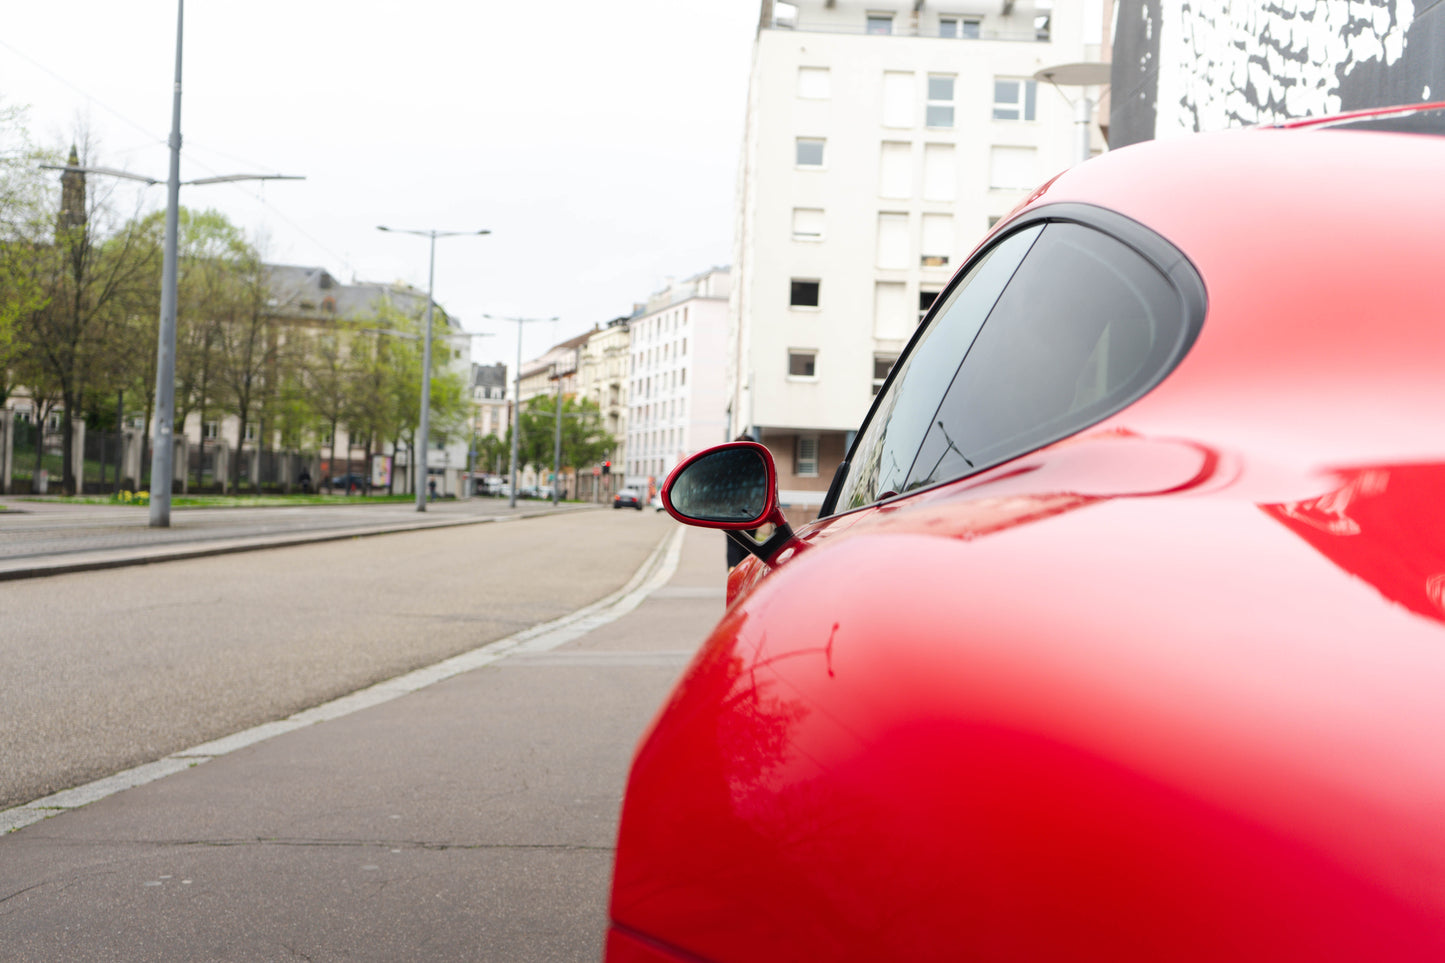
[728,0,1103,520]
[625,268,732,496]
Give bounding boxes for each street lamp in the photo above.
[482,313,557,508]
[377,226,490,512]
[42,0,303,527]
[1033,61,1112,165]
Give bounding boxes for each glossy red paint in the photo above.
[609,120,1445,960]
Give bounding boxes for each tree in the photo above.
[211,246,282,491]
[172,207,250,479]
[21,138,162,494]
[0,101,50,406]
[515,393,615,481]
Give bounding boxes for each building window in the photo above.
[919,288,942,322]
[796,137,825,167]
[926,75,956,128]
[873,355,898,395]
[877,213,909,270]
[790,279,821,308]
[789,350,817,378]
[923,143,956,201]
[882,71,914,128]
[244,423,256,443]
[993,78,1038,121]
[795,435,820,477]
[874,281,909,340]
[940,16,981,38]
[990,145,1039,190]
[792,207,825,240]
[878,141,912,198]
[866,13,893,34]
[921,213,953,268]
[203,421,219,440]
[797,66,830,99]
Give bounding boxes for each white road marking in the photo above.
[0,527,685,835]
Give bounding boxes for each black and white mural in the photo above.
[1110,0,1445,146]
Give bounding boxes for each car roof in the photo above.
[1008,111,1445,475]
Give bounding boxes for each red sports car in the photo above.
[607,105,1445,961]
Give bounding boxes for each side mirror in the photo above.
[662,442,806,565]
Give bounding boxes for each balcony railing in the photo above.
[765,17,1049,43]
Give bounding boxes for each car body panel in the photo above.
[609,121,1445,959]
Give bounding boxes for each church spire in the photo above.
[57,144,87,241]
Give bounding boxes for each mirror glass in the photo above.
[669,447,769,524]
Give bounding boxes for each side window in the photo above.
[902,223,1187,492]
[833,213,1201,513]
[835,225,1042,510]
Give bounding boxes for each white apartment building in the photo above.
[625,268,732,495]
[728,0,1104,521]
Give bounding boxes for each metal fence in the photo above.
[80,428,126,494]
[9,419,63,494]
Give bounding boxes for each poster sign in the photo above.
[371,454,392,488]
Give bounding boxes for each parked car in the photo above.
[613,489,643,510]
[649,492,664,512]
[327,472,368,493]
[607,106,1445,961]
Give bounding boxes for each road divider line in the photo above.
[0,525,686,835]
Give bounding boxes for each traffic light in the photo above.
[602,461,611,475]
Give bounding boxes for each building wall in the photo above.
[625,268,731,493]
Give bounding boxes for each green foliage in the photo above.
[515,393,615,473]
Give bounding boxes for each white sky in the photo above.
[1,1,760,372]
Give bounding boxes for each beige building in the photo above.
[575,316,631,473]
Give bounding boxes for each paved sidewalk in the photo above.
[0,525,728,962]
[0,495,602,580]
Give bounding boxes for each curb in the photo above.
[0,503,602,582]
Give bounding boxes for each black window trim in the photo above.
[819,202,1208,518]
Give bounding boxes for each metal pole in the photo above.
[1075,94,1093,165]
[417,231,436,512]
[510,321,522,508]
[148,0,184,527]
[552,370,562,505]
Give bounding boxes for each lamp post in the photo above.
[43,0,303,527]
[1033,61,1112,165]
[377,226,490,511]
[482,313,557,508]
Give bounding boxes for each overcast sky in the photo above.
[1,1,760,372]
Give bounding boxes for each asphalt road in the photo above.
[0,508,673,811]
[0,515,729,961]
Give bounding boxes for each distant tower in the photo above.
[57,144,86,241]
